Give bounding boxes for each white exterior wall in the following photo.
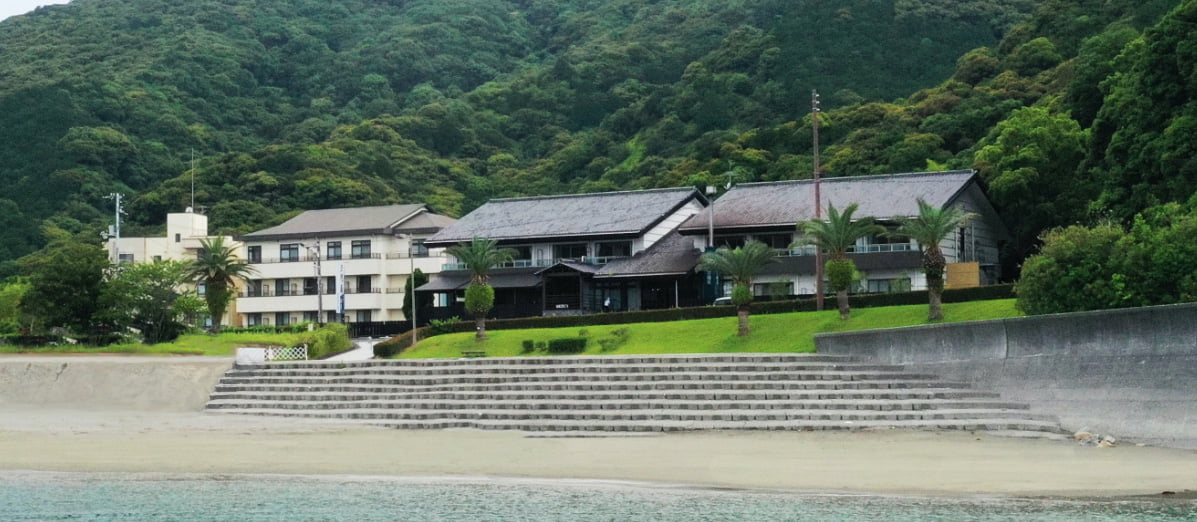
[105,210,244,326]
[637,200,704,252]
[238,234,449,324]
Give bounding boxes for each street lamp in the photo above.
[298,241,323,325]
[398,234,418,346]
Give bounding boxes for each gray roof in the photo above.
[416,268,542,292]
[242,204,454,241]
[596,231,701,278]
[679,170,977,232]
[426,188,703,246]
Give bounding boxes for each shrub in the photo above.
[521,339,535,353]
[464,284,494,315]
[546,337,587,354]
[298,323,353,359]
[730,284,753,307]
[428,317,460,335]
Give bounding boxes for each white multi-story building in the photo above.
[236,204,456,327]
[105,208,244,326]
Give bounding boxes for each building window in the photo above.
[715,235,746,249]
[355,275,372,293]
[303,311,319,323]
[351,240,371,259]
[175,233,181,243]
[197,283,206,296]
[275,278,291,296]
[326,241,342,260]
[247,313,261,326]
[410,239,429,257]
[275,312,291,326]
[867,278,911,294]
[247,246,261,263]
[326,310,339,324]
[325,276,336,295]
[553,243,587,260]
[280,244,300,262]
[433,293,452,308]
[303,278,318,295]
[754,233,793,250]
[595,241,632,258]
[248,280,263,297]
[152,255,162,262]
[118,253,134,264]
[355,310,373,323]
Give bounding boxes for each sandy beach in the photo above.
[2,406,1195,497]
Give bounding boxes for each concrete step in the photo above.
[247,353,859,369]
[225,363,907,379]
[205,398,1031,412]
[204,411,1066,434]
[208,388,1002,402]
[212,380,976,395]
[215,370,943,387]
[203,406,1055,423]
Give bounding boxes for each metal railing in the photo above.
[249,253,383,264]
[776,243,915,257]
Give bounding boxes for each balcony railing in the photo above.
[776,243,915,257]
[441,259,564,271]
[580,256,629,265]
[248,253,382,264]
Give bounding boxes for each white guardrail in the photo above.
[235,345,309,365]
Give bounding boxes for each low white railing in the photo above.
[265,344,309,362]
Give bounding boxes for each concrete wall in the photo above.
[816,303,1197,449]
[0,357,232,412]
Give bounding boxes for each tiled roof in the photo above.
[426,188,703,246]
[679,170,976,231]
[596,231,701,278]
[242,204,452,240]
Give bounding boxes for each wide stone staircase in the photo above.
[205,354,1065,436]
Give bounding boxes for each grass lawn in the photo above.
[397,299,1023,358]
[0,331,306,356]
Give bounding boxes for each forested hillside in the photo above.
[1,0,1194,280]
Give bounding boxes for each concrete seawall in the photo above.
[0,357,233,412]
[815,303,1197,449]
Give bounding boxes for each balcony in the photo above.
[441,259,557,271]
[776,243,915,257]
[248,253,382,264]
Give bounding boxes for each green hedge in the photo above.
[547,337,587,354]
[223,322,316,334]
[374,284,1014,356]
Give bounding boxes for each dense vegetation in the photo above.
[1,0,1195,316]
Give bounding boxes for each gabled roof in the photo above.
[596,231,701,278]
[425,188,704,246]
[241,204,453,241]
[678,170,977,232]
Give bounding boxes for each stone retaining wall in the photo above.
[0,357,233,412]
[815,303,1197,449]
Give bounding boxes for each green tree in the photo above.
[0,278,31,334]
[185,237,256,332]
[98,260,197,343]
[19,240,110,333]
[444,238,516,340]
[698,241,779,336]
[799,203,883,320]
[972,106,1089,261]
[893,199,977,321]
[401,268,429,325]
[1015,223,1127,315]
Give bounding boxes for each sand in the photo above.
[1,406,1195,497]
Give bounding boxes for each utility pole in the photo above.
[190,148,196,210]
[105,192,123,264]
[812,90,825,312]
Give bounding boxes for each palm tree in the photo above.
[186,237,256,332]
[699,241,778,336]
[893,199,976,321]
[799,203,884,320]
[445,238,517,340]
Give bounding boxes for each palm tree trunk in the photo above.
[474,313,487,340]
[836,289,850,320]
[924,247,947,321]
[737,306,750,336]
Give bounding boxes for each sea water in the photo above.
[1,471,1194,521]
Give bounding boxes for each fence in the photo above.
[264,345,308,361]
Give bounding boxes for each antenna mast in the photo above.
[190,148,196,210]
[812,90,825,312]
[106,192,123,263]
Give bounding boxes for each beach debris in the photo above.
[1073,428,1118,448]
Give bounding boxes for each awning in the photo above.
[488,273,542,289]
[416,275,469,292]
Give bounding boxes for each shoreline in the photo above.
[2,408,1195,498]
